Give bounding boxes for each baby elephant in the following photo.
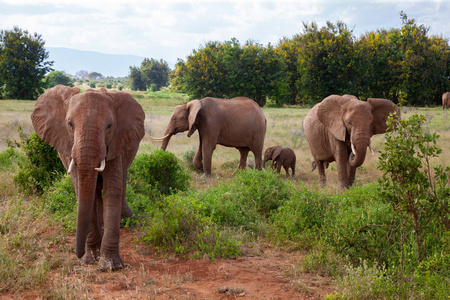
[263,146,296,177]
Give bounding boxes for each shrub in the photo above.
[89,82,95,88]
[142,194,241,260]
[42,175,77,232]
[196,169,292,233]
[378,114,450,265]
[128,150,190,196]
[11,127,65,194]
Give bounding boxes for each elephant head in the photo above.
[155,100,201,150]
[263,146,282,166]
[317,95,398,169]
[31,85,145,260]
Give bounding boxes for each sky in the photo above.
[0,0,449,64]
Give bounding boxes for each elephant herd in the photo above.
[30,85,399,271]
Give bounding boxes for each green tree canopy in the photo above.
[129,58,170,92]
[0,26,53,100]
[44,71,74,88]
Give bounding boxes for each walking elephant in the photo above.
[31,85,145,271]
[154,97,266,176]
[303,94,399,189]
[443,92,450,109]
[263,146,296,177]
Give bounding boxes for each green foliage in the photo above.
[196,169,291,233]
[0,26,53,100]
[128,150,190,196]
[10,127,65,194]
[142,194,241,260]
[42,175,76,232]
[378,113,450,265]
[129,58,170,91]
[0,147,20,172]
[172,38,287,106]
[170,13,449,106]
[43,71,74,88]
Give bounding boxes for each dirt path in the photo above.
[4,229,335,299]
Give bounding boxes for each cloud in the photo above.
[0,0,448,63]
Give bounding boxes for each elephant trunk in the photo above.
[161,134,173,150]
[349,132,370,168]
[75,168,98,258]
[161,126,175,150]
[72,133,106,259]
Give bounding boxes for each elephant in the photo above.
[263,146,296,177]
[442,92,450,109]
[31,85,145,271]
[303,94,399,189]
[153,97,266,176]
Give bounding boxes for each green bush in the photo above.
[128,150,190,196]
[11,127,65,194]
[89,82,95,88]
[196,169,291,233]
[42,175,77,232]
[142,194,241,260]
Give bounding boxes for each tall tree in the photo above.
[0,27,53,99]
[140,58,170,91]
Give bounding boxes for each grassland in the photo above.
[1,90,449,298]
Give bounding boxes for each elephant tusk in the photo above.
[95,159,106,172]
[369,144,375,155]
[351,142,356,156]
[151,133,171,141]
[67,159,75,174]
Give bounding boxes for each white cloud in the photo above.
[0,0,448,63]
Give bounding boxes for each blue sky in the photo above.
[0,0,448,63]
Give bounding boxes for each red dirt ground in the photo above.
[3,229,336,299]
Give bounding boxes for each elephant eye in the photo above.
[106,123,112,130]
[67,121,74,129]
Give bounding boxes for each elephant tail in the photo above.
[311,161,329,172]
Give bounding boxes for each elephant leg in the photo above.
[98,161,124,271]
[82,180,103,264]
[193,139,204,172]
[238,148,249,169]
[252,148,263,170]
[316,160,327,186]
[336,144,351,189]
[276,160,282,174]
[121,172,132,219]
[202,144,214,176]
[347,165,357,186]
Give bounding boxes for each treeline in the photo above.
[170,13,450,107]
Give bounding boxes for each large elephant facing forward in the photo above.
[303,95,399,189]
[443,92,450,109]
[31,85,145,271]
[155,97,266,176]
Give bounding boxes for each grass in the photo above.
[1,89,449,298]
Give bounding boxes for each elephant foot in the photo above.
[121,203,132,219]
[98,254,123,272]
[82,248,100,264]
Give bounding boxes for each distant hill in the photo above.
[47,47,147,78]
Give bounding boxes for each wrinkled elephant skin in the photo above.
[159,97,266,176]
[31,85,145,271]
[303,94,399,189]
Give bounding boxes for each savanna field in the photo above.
[0,88,449,299]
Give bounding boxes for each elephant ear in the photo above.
[317,95,350,142]
[30,85,80,157]
[367,98,399,134]
[187,99,202,137]
[106,91,145,161]
[272,146,283,160]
